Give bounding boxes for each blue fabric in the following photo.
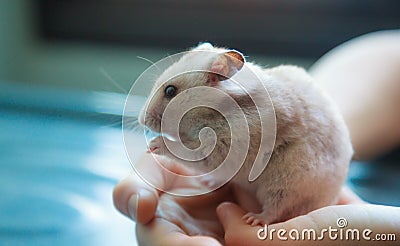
[0,81,136,246]
[347,159,400,206]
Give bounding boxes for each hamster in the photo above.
[138,43,353,227]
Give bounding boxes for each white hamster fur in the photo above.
[139,43,353,226]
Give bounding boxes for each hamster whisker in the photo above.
[98,67,128,93]
[137,56,161,71]
[124,118,143,133]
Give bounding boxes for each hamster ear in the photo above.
[193,42,213,50]
[208,50,245,85]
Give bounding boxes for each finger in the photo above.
[265,204,400,245]
[113,152,208,223]
[337,186,366,205]
[132,153,203,191]
[217,202,247,233]
[218,202,400,246]
[136,218,222,246]
[174,184,234,214]
[113,172,158,224]
[217,202,261,246]
[114,153,179,224]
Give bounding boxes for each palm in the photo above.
[137,184,234,244]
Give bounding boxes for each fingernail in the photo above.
[128,194,139,221]
[217,202,232,217]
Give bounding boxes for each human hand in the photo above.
[114,154,400,245]
[113,153,235,246]
[217,187,400,245]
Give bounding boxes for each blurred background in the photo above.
[0,0,399,245]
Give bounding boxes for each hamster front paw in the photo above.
[242,212,265,227]
[147,136,167,155]
[242,210,274,227]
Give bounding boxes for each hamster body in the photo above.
[139,43,353,226]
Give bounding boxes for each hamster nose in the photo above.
[139,115,145,125]
[138,111,145,125]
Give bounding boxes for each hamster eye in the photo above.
[164,85,177,99]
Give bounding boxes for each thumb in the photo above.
[217,202,261,245]
[217,202,247,232]
[217,202,400,246]
[266,204,400,245]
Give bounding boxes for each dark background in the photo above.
[38,0,400,58]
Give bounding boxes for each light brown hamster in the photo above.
[138,43,353,227]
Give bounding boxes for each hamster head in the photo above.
[139,43,245,135]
